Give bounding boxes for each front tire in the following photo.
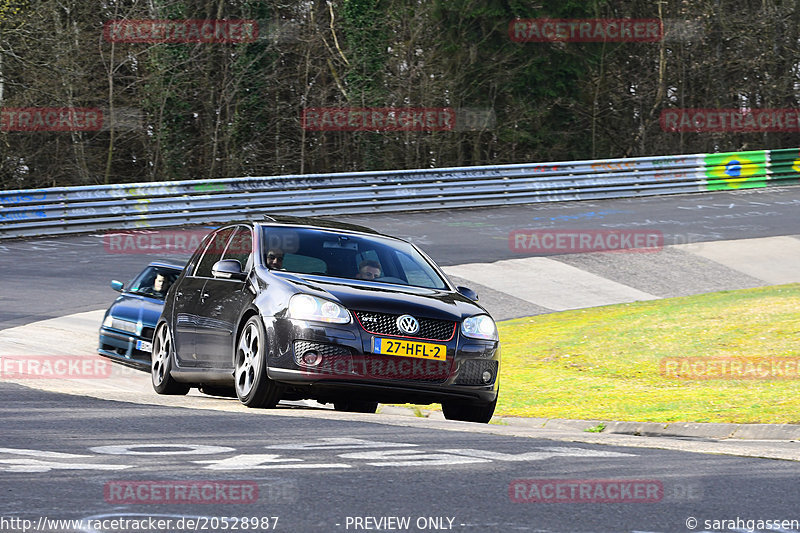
[234,316,281,408]
[151,322,190,395]
[442,395,497,424]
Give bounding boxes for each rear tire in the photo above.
[442,395,497,424]
[151,322,190,395]
[234,316,281,408]
[333,400,379,413]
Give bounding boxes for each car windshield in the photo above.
[261,227,448,290]
[128,266,181,299]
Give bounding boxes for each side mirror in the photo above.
[212,259,247,281]
[456,286,479,301]
[110,280,124,292]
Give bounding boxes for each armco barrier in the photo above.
[1,148,798,239]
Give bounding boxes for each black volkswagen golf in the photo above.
[152,216,500,422]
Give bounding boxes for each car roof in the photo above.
[147,260,185,270]
[256,215,383,236]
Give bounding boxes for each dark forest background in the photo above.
[1,0,799,190]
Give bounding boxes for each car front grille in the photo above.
[293,340,449,383]
[293,340,352,360]
[454,360,498,386]
[353,311,455,341]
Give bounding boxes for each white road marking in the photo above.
[0,447,133,473]
[337,449,491,467]
[0,458,130,473]
[0,447,91,458]
[90,444,235,455]
[444,257,657,311]
[440,446,636,461]
[263,437,417,450]
[676,236,800,284]
[0,439,637,472]
[195,454,351,470]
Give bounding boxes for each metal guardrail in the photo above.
[1,147,798,239]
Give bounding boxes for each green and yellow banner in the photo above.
[767,148,800,184]
[704,150,767,190]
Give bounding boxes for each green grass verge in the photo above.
[497,283,800,424]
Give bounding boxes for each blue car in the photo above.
[98,261,184,371]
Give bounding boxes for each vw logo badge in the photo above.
[396,315,420,335]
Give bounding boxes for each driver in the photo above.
[356,260,381,280]
[151,273,171,297]
[266,248,285,270]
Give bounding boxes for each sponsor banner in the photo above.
[104,480,259,504]
[301,108,456,132]
[510,479,663,503]
[661,108,800,132]
[0,356,112,379]
[1,108,103,132]
[509,18,662,43]
[509,229,663,255]
[103,19,258,43]
[660,357,800,380]
[768,148,800,181]
[704,150,767,191]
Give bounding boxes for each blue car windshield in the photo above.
[128,266,181,299]
[261,227,448,290]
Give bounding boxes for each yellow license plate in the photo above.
[372,337,446,361]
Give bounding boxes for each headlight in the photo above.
[461,314,498,341]
[103,315,139,334]
[287,294,350,324]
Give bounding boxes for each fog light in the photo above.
[481,370,493,384]
[302,351,322,367]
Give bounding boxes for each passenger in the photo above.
[266,248,285,270]
[356,260,382,280]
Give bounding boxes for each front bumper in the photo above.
[98,327,152,371]
[264,317,500,404]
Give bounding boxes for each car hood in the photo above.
[288,276,486,322]
[107,293,164,327]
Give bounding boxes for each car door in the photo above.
[174,227,236,367]
[170,238,215,367]
[193,226,253,368]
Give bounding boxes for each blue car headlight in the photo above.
[287,294,351,324]
[461,314,498,341]
[103,315,140,334]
